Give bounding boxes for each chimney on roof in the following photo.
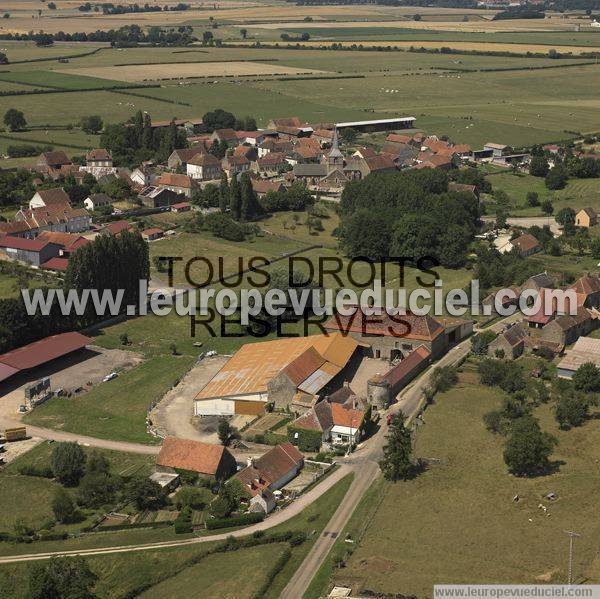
[343,380,349,388]
[246,457,255,468]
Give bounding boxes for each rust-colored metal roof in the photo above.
[0,332,91,373]
[195,333,358,401]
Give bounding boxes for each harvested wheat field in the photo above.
[54,61,327,82]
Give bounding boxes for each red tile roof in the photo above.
[157,437,232,475]
[235,442,303,496]
[41,257,69,272]
[382,345,431,388]
[0,236,53,252]
[156,173,194,189]
[86,148,111,161]
[331,402,364,429]
[103,220,133,236]
[325,307,445,342]
[511,233,540,254]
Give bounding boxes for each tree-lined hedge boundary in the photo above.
[0,82,160,97]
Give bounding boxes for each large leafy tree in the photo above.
[50,442,86,487]
[3,108,26,131]
[28,557,97,599]
[503,416,557,476]
[379,413,414,481]
[572,362,600,393]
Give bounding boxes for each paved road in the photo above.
[0,418,160,456]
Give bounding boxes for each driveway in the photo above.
[148,355,229,443]
[482,215,560,235]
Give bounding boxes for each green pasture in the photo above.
[486,172,600,216]
[337,365,600,594]
[24,355,194,444]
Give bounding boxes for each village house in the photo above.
[171,201,191,213]
[324,306,472,361]
[233,144,258,162]
[575,207,597,228]
[540,306,597,346]
[130,166,154,188]
[0,220,38,238]
[380,142,418,168]
[236,130,268,146]
[367,345,431,409]
[15,204,91,235]
[520,272,554,294]
[210,128,239,146]
[344,153,397,178]
[139,186,183,208]
[83,193,112,212]
[312,128,334,148]
[86,149,113,168]
[156,437,237,482]
[569,275,600,308]
[0,236,62,267]
[101,220,134,236]
[141,227,164,241]
[36,150,72,171]
[29,187,71,210]
[257,139,294,158]
[194,333,361,417]
[223,154,251,178]
[155,173,195,198]
[251,179,285,198]
[37,231,89,257]
[235,442,304,505]
[510,233,541,257]
[186,153,222,181]
[167,148,204,170]
[415,151,455,170]
[254,152,288,176]
[488,323,528,359]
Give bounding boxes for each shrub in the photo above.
[205,512,263,530]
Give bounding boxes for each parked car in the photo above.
[103,372,118,383]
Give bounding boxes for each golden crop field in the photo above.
[54,61,327,82]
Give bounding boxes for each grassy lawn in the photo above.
[0,442,154,533]
[528,251,600,286]
[149,230,309,287]
[485,171,600,216]
[24,356,194,444]
[334,365,600,595]
[260,207,340,249]
[140,543,287,599]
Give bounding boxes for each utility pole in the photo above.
[565,530,580,585]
